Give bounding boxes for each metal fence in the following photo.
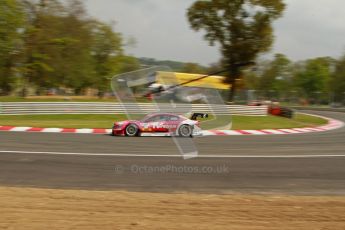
[0,102,268,116]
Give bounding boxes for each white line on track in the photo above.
[1,150,345,158]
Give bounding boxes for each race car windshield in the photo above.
[140,114,154,122]
[141,114,179,122]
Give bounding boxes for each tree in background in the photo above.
[180,62,207,74]
[90,21,123,95]
[111,55,140,74]
[54,0,96,94]
[187,0,285,101]
[258,53,292,98]
[21,0,105,94]
[91,21,141,96]
[293,57,333,102]
[0,0,142,96]
[243,71,259,91]
[21,0,76,94]
[330,54,345,103]
[138,57,187,71]
[0,0,24,95]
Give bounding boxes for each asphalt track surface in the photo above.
[0,110,344,195]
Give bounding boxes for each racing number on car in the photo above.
[142,122,177,132]
[141,122,160,132]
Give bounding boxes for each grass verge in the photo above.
[0,113,328,130]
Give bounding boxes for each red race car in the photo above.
[111,113,208,137]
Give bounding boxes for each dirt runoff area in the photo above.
[0,187,344,230]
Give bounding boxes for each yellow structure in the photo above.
[156,71,231,90]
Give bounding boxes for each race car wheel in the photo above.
[125,124,139,137]
[178,125,193,137]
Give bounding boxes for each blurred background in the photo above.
[0,0,344,107]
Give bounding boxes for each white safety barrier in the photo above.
[0,102,268,116]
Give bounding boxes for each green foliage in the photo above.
[112,55,140,74]
[243,71,259,90]
[187,0,285,101]
[138,57,208,74]
[330,54,345,102]
[0,0,140,96]
[138,57,187,71]
[293,57,332,98]
[180,62,207,74]
[0,0,25,94]
[241,55,342,104]
[258,53,292,95]
[0,0,24,55]
[90,22,141,92]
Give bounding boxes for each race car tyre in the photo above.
[178,124,193,137]
[280,107,294,119]
[111,130,115,136]
[125,124,139,137]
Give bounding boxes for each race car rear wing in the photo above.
[190,113,209,120]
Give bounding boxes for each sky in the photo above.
[84,0,345,65]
